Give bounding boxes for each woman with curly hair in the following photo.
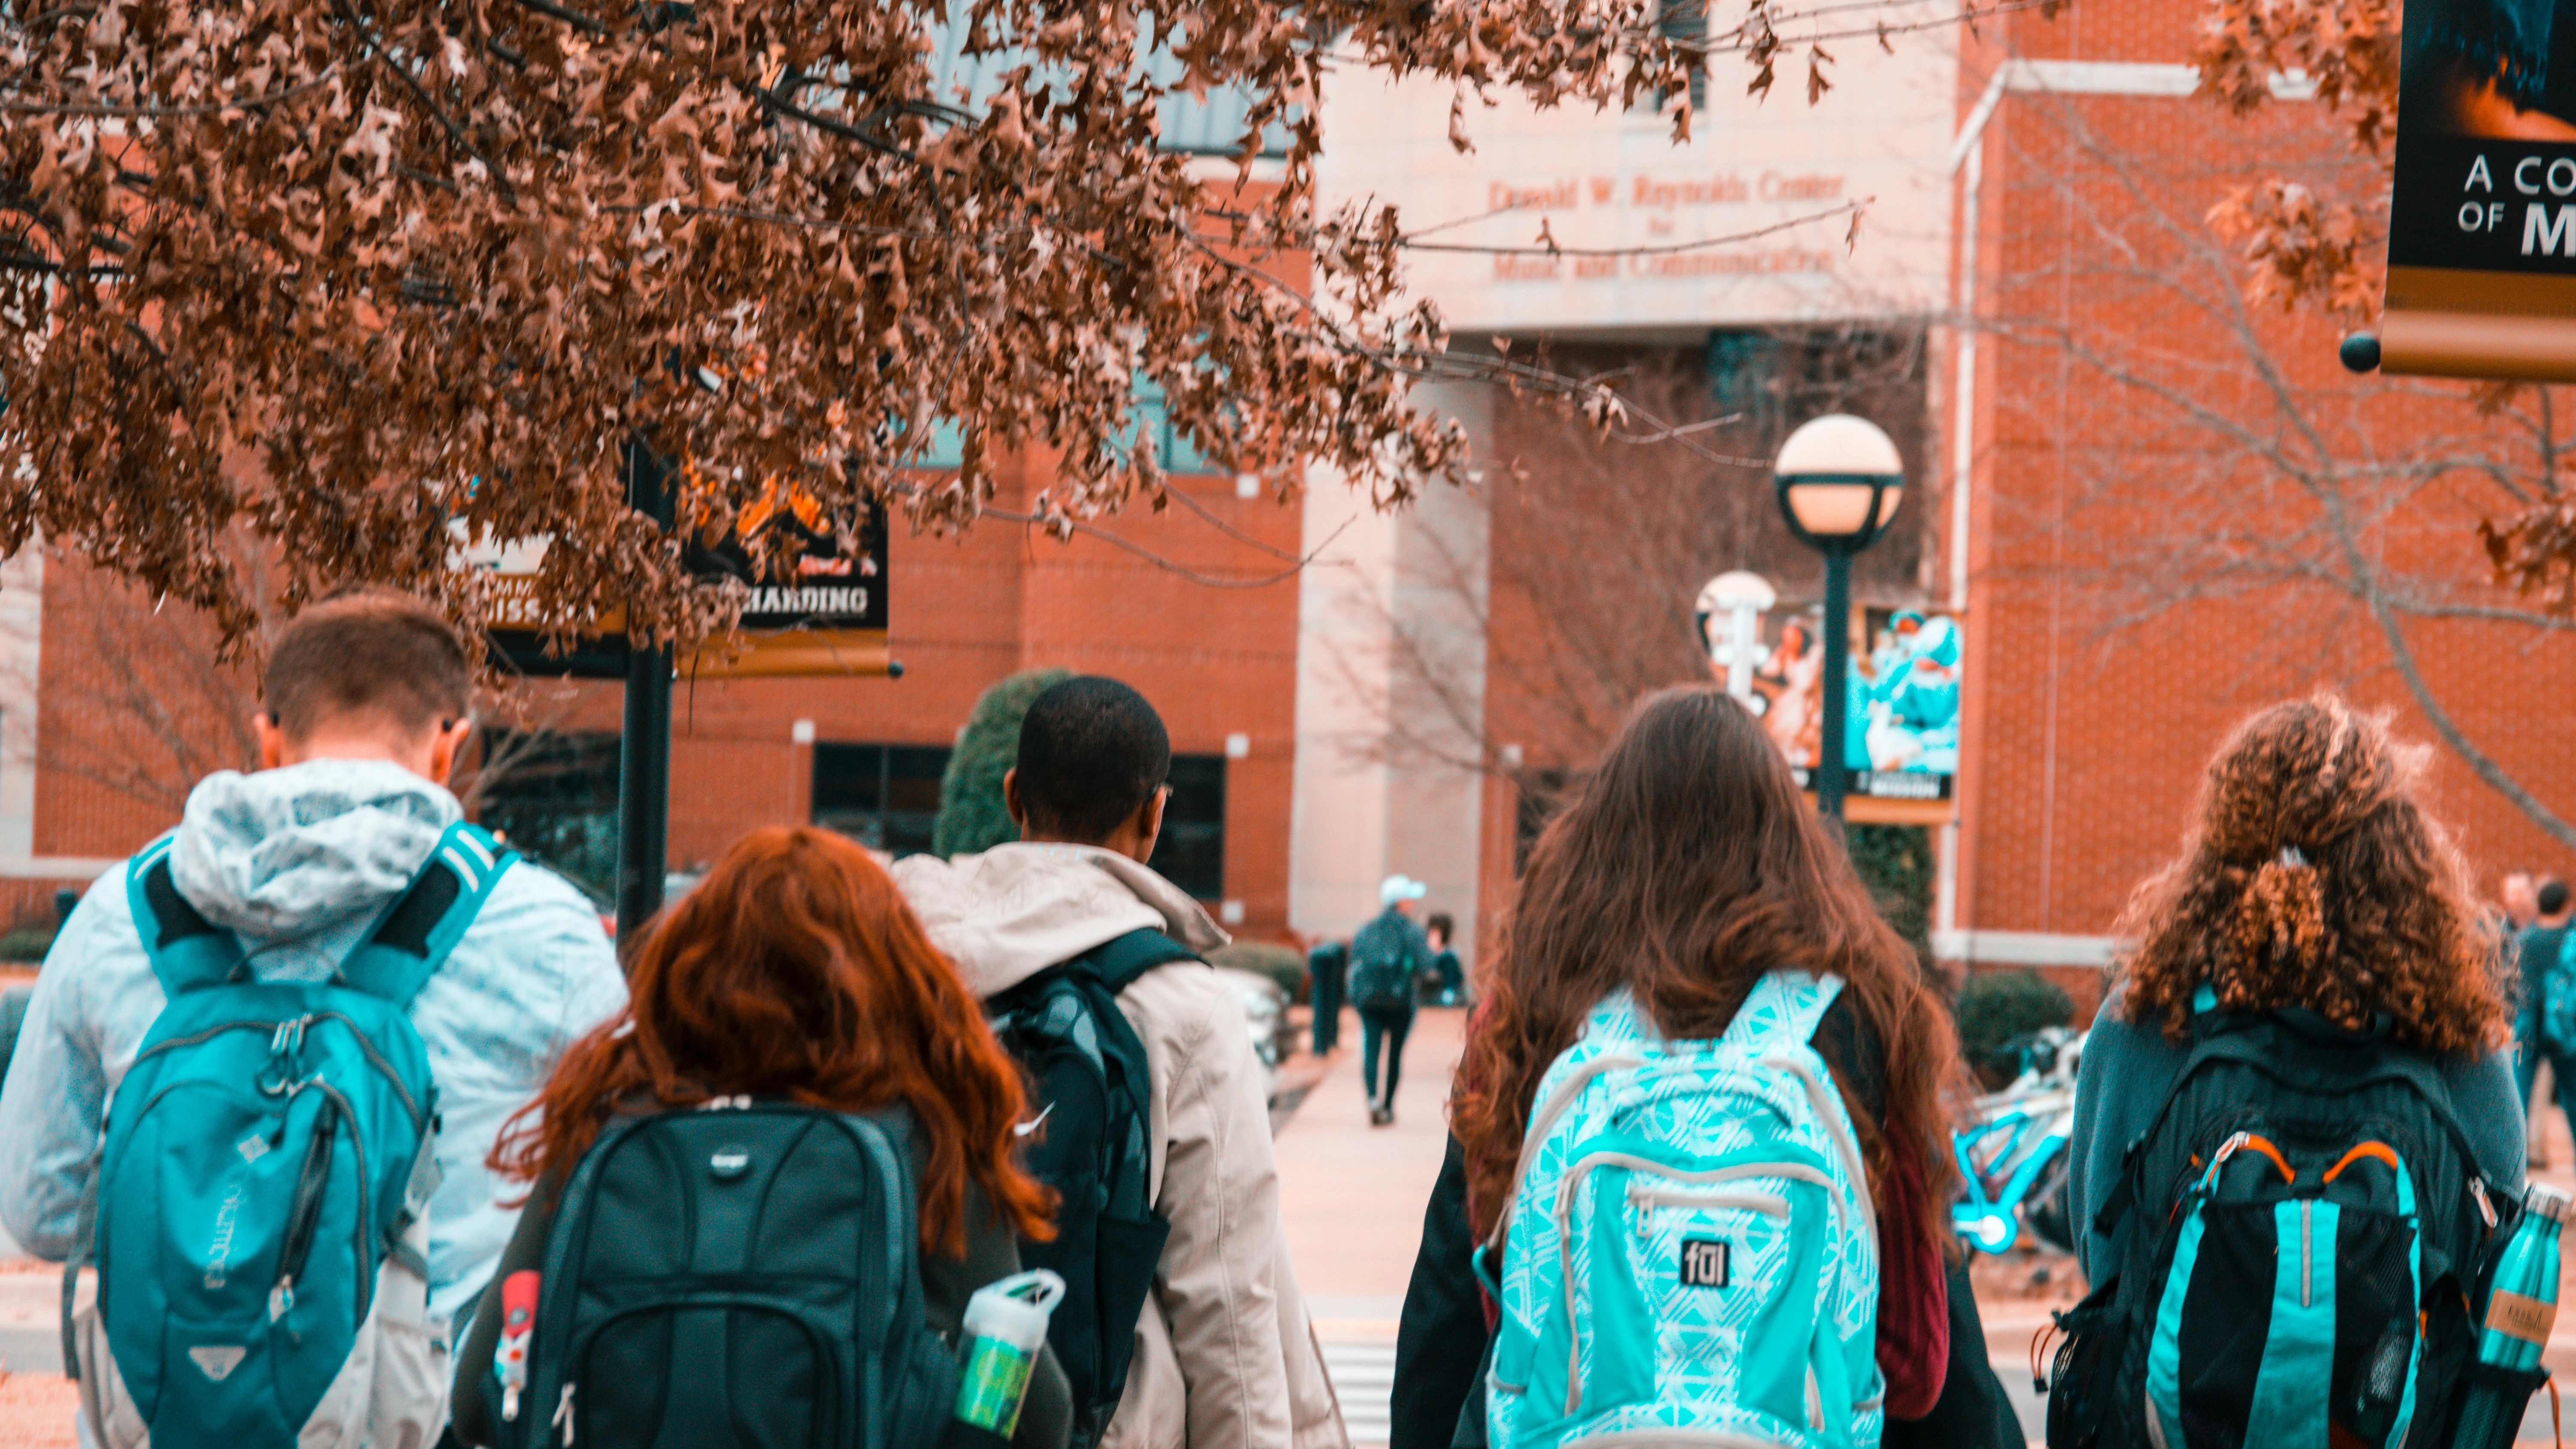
[2066,695,2526,1285]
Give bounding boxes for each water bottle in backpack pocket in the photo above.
[72,822,515,1449]
[1485,973,1881,1449]
[984,928,1185,1448]
[2043,1002,2499,1449]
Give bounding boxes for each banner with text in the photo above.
[478,498,891,680]
[2385,0,2576,378]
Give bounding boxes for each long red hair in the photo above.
[492,826,1054,1255]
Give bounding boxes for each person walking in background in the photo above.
[1423,912,1465,1006]
[450,827,1072,1449]
[2522,878,2575,1147]
[2063,697,2524,1446]
[1350,875,1432,1127]
[2506,871,2540,932]
[0,590,627,1449]
[1307,936,1348,1054]
[1396,688,2017,1449]
[894,676,1346,1449]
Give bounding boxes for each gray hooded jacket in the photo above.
[0,759,628,1329]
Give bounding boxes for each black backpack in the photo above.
[985,928,1192,1447]
[2044,1002,2514,1449]
[1348,914,1420,1011]
[512,1103,957,1449]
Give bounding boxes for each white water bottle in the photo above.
[953,1270,1066,1438]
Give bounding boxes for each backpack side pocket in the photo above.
[2043,1278,2130,1449]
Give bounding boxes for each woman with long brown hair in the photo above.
[2066,695,2525,1283]
[1390,687,2016,1449]
[447,826,1070,1449]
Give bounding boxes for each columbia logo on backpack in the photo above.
[2043,987,2512,1449]
[1481,970,1883,1449]
[68,821,516,1449]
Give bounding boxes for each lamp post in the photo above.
[1772,414,1904,824]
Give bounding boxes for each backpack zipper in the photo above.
[1628,1187,1791,1218]
[553,1382,576,1445]
[270,1095,341,1323]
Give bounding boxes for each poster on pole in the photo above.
[1703,600,1961,818]
[2384,0,2576,378]
[475,498,892,680]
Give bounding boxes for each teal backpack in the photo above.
[1481,972,1883,1449]
[68,821,516,1449]
[2540,930,2576,1057]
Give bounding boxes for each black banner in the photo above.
[2391,135,2576,276]
[489,500,891,680]
[2380,0,2576,376]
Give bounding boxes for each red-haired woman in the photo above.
[447,826,1069,1449]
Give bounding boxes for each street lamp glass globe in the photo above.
[1773,413,1905,541]
[1782,480,1903,538]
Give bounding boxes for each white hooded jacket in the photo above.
[894,843,1349,1449]
[0,759,628,1333]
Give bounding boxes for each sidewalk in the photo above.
[1276,1005,1468,1446]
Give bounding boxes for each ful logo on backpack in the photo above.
[1483,972,1882,1449]
[70,822,515,1449]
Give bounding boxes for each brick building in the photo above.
[2,3,2571,1006]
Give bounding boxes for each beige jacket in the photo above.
[894,844,1350,1449]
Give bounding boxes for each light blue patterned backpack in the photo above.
[1481,972,1882,1449]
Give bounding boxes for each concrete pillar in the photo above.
[1289,383,1494,963]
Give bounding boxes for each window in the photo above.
[814,743,954,857]
[1513,769,1573,876]
[475,730,622,905]
[1150,755,1226,900]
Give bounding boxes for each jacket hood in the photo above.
[170,758,462,945]
[890,842,1229,997]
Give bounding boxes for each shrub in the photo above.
[0,927,54,963]
[1209,941,1308,1005]
[931,668,1073,860]
[1955,969,2075,1086]
[1849,823,1933,963]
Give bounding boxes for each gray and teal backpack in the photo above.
[69,821,514,1449]
[2044,989,2509,1449]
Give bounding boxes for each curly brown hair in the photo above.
[2115,696,2506,1054]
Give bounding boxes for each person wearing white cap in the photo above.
[1349,875,1435,1126]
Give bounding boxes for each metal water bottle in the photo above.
[953,1269,1065,1439]
[2454,1184,2569,1449]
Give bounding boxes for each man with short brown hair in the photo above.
[0,588,626,1390]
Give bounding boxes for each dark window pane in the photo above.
[813,743,952,859]
[1515,769,1572,876]
[1149,756,1226,899]
[476,730,622,905]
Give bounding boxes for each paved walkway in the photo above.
[1276,1005,1467,1446]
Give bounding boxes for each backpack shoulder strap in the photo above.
[337,821,519,1008]
[1718,970,1844,1054]
[1069,927,1201,993]
[125,833,247,998]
